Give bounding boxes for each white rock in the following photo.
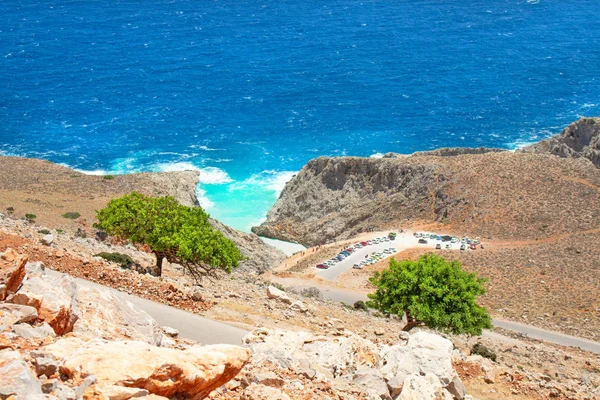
[289,300,307,313]
[266,286,292,305]
[0,351,44,398]
[398,373,442,400]
[41,234,54,246]
[163,326,179,338]
[379,331,456,385]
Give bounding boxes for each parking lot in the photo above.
[315,231,484,281]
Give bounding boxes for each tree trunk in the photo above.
[402,320,424,331]
[402,312,424,331]
[154,252,164,277]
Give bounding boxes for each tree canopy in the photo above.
[94,192,243,281]
[367,254,492,335]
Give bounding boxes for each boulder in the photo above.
[34,355,59,378]
[387,375,404,398]
[0,248,18,262]
[266,286,292,305]
[398,373,443,400]
[41,234,54,246]
[189,286,204,302]
[484,368,495,384]
[252,371,284,388]
[41,337,87,361]
[0,350,44,398]
[12,322,56,339]
[41,378,58,394]
[59,340,251,398]
[1,254,28,300]
[242,383,291,400]
[162,326,179,338]
[379,331,456,385]
[244,328,378,379]
[53,383,77,400]
[352,368,391,400]
[73,285,162,345]
[26,261,46,278]
[0,303,38,328]
[447,376,466,400]
[289,300,307,313]
[84,384,150,400]
[8,274,79,336]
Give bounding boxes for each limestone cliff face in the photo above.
[252,156,443,245]
[253,151,600,246]
[519,117,600,168]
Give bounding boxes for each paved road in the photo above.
[47,269,600,354]
[46,269,249,345]
[275,279,600,354]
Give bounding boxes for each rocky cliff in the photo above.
[0,156,285,274]
[253,148,600,246]
[519,117,600,168]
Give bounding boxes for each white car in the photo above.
[353,263,362,269]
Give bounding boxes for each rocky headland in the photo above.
[519,117,600,168]
[0,157,285,275]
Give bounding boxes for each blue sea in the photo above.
[2,0,599,231]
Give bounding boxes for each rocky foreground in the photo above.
[0,248,505,400]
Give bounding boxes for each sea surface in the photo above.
[2,0,599,231]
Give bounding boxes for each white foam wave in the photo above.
[73,168,108,176]
[235,170,297,198]
[196,187,214,209]
[155,161,200,173]
[198,166,233,184]
[370,152,384,158]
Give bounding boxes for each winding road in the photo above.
[48,269,600,354]
[273,278,600,354]
[46,269,249,346]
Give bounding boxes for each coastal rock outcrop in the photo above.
[519,117,600,168]
[253,145,600,245]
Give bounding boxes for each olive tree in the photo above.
[95,192,243,281]
[367,254,492,335]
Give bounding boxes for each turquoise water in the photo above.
[2,0,599,231]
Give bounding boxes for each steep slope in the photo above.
[0,156,285,273]
[519,117,600,168]
[252,151,600,246]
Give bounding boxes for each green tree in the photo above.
[367,254,492,335]
[94,192,243,281]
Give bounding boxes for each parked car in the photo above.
[316,264,328,269]
[445,244,450,249]
[436,244,441,250]
[418,239,428,244]
[460,244,466,251]
[353,263,363,269]
[361,241,368,246]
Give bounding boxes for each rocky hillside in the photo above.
[253,150,600,246]
[0,156,285,273]
[0,252,251,399]
[0,250,471,400]
[519,117,600,168]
